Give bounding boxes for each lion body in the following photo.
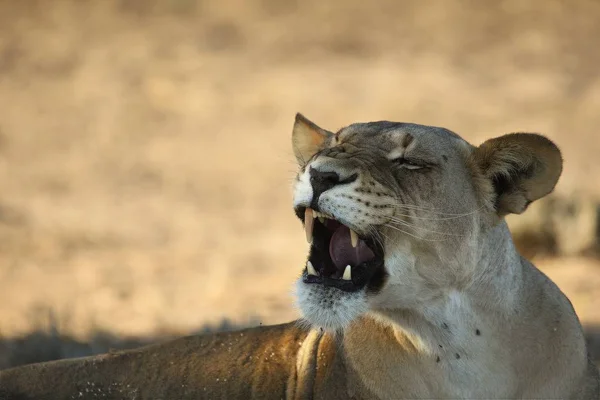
[2,280,598,399]
[1,117,599,399]
[0,323,321,399]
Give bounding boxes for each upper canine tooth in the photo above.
[307,261,318,276]
[305,208,314,243]
[342,265,352,280]
[318,216,325,224]
[350,230,359,248]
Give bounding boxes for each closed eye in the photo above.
[392,157,425,170]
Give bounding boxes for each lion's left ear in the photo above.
[292,113,334,166]
[472,133,563,216]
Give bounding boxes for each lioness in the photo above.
[1,115,598,399]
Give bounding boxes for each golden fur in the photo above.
[1,115,598,399]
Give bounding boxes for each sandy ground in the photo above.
[0,0,600,367]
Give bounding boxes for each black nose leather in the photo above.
[309,168,341,204]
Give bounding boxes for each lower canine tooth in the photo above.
[342,265,352,280]
[307,261,318,276]
[350,230,359,248]
[305,208,314,243]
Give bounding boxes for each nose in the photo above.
[310,168,340,202]
[308,167,359,209]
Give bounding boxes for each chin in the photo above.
[293,207,388,331]
[294,279,369,331]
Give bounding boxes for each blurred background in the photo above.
[1,0,600,369]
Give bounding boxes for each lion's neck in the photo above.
[373,220,523,356]
[471,220,524,309]
[345,224,526,398]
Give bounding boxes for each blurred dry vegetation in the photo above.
[0,0,600,369]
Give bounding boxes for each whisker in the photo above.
[383,224,448,242]
[388,213,474,222]
[368,227,387,249]
[385,220,466,237]
[386,212,476,223]
[367,205,484,220]
[367,207,476,223]
[387,203,486,217]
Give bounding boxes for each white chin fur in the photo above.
[294,278,369,331]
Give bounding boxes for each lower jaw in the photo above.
[303,275,358,292]
[302,260,387,294]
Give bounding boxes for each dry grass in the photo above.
[0,0,600,369]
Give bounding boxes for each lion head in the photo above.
[291,114,562,331]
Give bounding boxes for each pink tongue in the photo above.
[329,225,375,269]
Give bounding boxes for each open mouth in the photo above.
[296,207,386,293]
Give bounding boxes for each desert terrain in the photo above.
[0,0,599,368]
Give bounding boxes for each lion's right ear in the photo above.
[471,133,563,217]
[292,113,334,166]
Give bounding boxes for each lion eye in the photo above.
[393,157,423,170]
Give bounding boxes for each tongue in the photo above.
[329,225,375,269]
